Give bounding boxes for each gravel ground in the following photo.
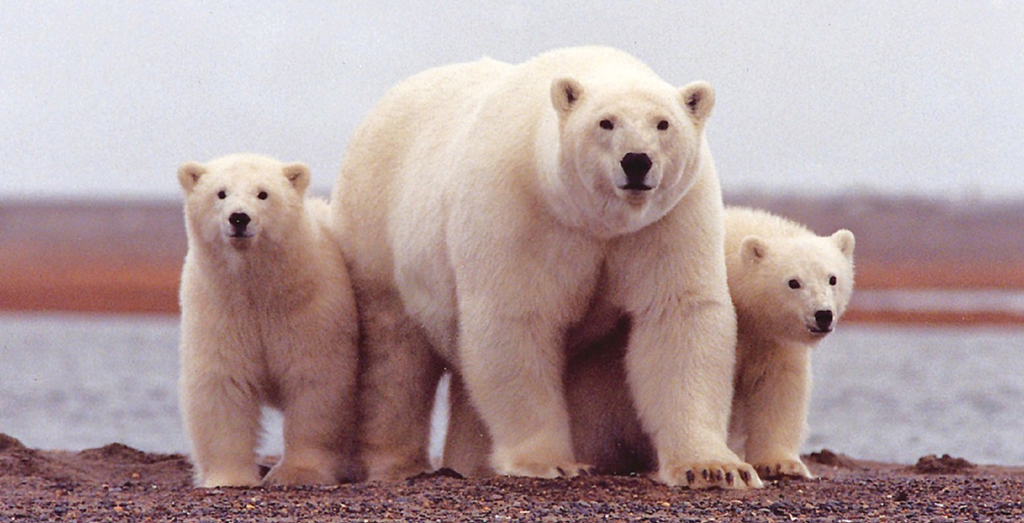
[2,434,1022,522]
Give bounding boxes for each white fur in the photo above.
[462,207,855,482]
[178,153,359,487]
[334,46,754,488]
[726,207,855,479]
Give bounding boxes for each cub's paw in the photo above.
[753,458,813,480]
[199,471,261,489]
[262,462,335,486]
[364,454,432,482]
[497,461,596,479]
[657,461,763,490]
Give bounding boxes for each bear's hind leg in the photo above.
[358,290,444,481]
[441,372,494,477]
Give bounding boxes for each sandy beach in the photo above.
[2,433,1023,522]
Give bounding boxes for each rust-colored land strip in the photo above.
[0,263,181,314]
[844,309,1024,326]
[3,258,1024,325]
[855,261,1024,290]
[2,197,1023,324]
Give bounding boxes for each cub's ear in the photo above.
[679,81,715,128]
[282,162,311,195]
[177,161,206,194]
[551,76,584,118]
[741,235,769,265]
[832,229,855,260]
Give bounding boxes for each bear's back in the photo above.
[724,206,813,258]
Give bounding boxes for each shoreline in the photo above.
[2,434,1023,521]
[6,263,1024,326]
[5,195,1024,324]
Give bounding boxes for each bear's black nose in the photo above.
[229,212,251,228]
[620,152,653,190]
[814,309,834,331]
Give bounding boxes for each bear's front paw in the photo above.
[262,462,336,486]
[657,461,763,490]
[496,460,596,479]
[753,458,812,480]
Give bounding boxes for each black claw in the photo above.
[556,467,566,477]
[686,470,696,484]
[740,470,750,484]
[702,469,710,481]
[715,470,724,483]
[726,472,734,485]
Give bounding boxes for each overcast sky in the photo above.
[1,1,1022,200]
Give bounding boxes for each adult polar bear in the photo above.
[333,46,760,489]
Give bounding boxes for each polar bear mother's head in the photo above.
[550,76,714,237]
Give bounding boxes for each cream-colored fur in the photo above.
[178,153,359,488]
[725,207,855,478]
[445,207,854,481]
[334,46,758,489]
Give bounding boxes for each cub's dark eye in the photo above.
[829,275,838,286]
[258,191,268,200]
[788,279,801,289]
[217,190,227,200]
[599,119,614,130]
[657,120,669,131]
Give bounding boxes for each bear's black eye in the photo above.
[599,119,614,130]
[788,279,801,289]
[657,120,669,131]
[217,190,227,200]
[258,191,268,200]
[829,275,838,286]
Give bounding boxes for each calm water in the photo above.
[1,314,1022,466]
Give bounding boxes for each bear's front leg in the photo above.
[180,370,263,488]
[625,299,762,490]
[266,388,358,485]
[459,310,591,478]
[264,344,360,486]
[738,347,813,480]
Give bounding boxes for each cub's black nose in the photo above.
[814,309,834,331]
[620,152,653,189]
[229,212,251,228]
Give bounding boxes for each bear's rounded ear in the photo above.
[741,235,769,265]
[282,162,311,195]
[832,229,855,260]
[551,76,584,118]
[178,161,206,194]
[679,81,715,127]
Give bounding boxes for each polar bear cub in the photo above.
[725,206,855,478]
[334,46,758,489]
[178,153,359,487]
